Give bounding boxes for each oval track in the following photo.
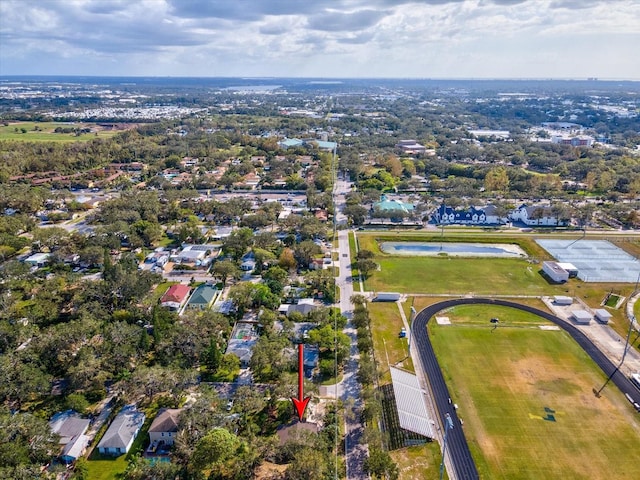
[413,298,640,480]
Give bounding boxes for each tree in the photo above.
[252,247,276,272]
[286,447,329,480]
[250,334,288,382]
[484,166,510,192]
[202,339,222,373]
[343,204,368,225]
[131,220,162,246]
[365,448,399,480]
[222,227,254,261]
[190,428,243,474]
[278,248,297,271]
[0,355,52,409]
[355,259,378,279]
[213,259,240,285]
[65,393,90,414]
[0,408,59,469]
[356,249,375,260]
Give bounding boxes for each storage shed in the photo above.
[571,309,592,325]
[557,262,579,278]
[542,261,569,283]
[553,296,573,305]
[594,309,612,324]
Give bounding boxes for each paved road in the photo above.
[333,176,369,480]
[413,298,640,480]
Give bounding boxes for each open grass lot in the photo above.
[0,121,120,142]
[391,443,445,480]
[367,256,555,296]
[429,305,640,480]
[368,302,413,383]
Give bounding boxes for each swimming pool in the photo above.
[379,242,527,257]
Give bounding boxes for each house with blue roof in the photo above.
[432,204,504,225]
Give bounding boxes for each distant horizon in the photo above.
[2,75,639,82]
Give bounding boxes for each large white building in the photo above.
[510,204,566,227]
[551,135,594,147]
[543,261,569,283]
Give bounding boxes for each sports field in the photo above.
[429,305,640,479]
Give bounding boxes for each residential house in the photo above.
[242,172,261,190]
[308,258,325,270]
[96,405,145,456]
[510,204,566,226]
[160,284,191,311]
[173,244,219,265]
[24,252,52,267]
[276,421,319,445]
[49,411,91,464]
[395,140,427,154]
[240,253,256,272]
[148,408,182,447]
[282,298,318,316]
[185,284,218,310]
[225,322,259,367]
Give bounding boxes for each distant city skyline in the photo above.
[1,0,639,80]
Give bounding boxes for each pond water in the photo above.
[379,242,527,257]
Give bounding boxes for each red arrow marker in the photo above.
[291,343,310,421]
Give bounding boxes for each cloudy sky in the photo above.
[1,0,638,79]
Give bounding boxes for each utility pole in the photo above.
[439,413,455,480]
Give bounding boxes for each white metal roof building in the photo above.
[594,309,612,324]
[571,309,592,325]
[389,367,435,439]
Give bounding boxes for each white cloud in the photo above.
[0,0,638,78]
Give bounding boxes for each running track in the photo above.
[413,298,640,480]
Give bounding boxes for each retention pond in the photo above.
[379,242,527,257]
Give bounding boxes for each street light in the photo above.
[439,413,455,480]
[408,306,417,355]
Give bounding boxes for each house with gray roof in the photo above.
[97,405,145,456]
[148,408,182,447]
[49,410,91,463]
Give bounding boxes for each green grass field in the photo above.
[391,443,445,480]
[368,302,413,383]
[367,256,555,295]
[429,305,640,479]
[0,121,119,142]
[85,455,129,480]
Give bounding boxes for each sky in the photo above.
[1,0,639,79]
